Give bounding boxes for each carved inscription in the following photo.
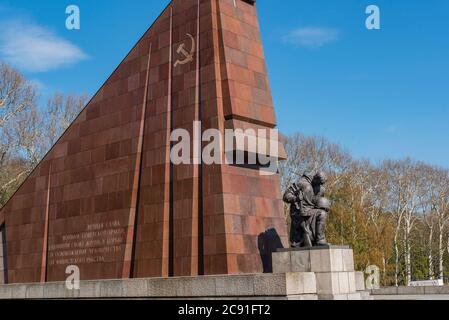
[48,220,125,266]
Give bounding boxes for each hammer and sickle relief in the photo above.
[174,33,196,67]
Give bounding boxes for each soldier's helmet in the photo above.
[316,197,331,211]
[302,172,314,182]
[314,171,327,185]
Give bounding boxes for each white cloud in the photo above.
[283,27,340,48]
[0,20,88,72]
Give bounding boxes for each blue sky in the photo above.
[0,0,448,167]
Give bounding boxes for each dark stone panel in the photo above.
[0,224,7,284]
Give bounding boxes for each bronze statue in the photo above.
[283,171,330,248]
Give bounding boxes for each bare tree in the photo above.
[430,168,449,280]
[418,165,436,279]
[0,63,37,203]
[363,164,392,282]
[344,159,374,242]
[279,133,352,192]
[13,105,46,169]
[44,92,87,147]
[0,63,37,128]
[423,213,436,279]
[0,62,87,207]
[383,159,422,286]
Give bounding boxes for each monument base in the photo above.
[272,246,371,300]
[0,246,370,300]
[0,273,319,300]
[370,285,449,300]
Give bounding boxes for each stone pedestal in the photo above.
[272,246,370,300]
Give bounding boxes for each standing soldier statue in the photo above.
[283,171,331,248]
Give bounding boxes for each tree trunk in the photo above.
[438,225,444,280]
[404,220,412,286]
[428,225,434,279]
[394,234,399,287]
[447,233,449,279]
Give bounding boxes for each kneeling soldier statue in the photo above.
[283,171,331,248]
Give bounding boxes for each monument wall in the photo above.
[0,0,287,284]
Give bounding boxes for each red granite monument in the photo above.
[0,0,287,284]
